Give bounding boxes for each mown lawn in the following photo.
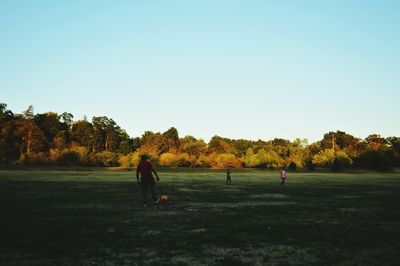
[0,170,399,265]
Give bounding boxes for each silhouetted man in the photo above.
[136,154,160,206]
[226,168,232,185]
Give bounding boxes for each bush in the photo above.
[288,161,297,171]
[80,152,97,166]
[312,149,335,167]
[306,160,315,171]
[159,152,178,167]
[175,153,192,167]
[194,155,211,167]
[118,154,131,167]
[21,152,53,166]
[354,150,391,171]
[118,152,142,168]
[210,153,242,168]
[129,151,140,167]
[335,151,352,168]
[95,151,120,167]
[331,158,342,171]
[58,150,81,166]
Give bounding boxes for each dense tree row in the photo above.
[1,103,399,170]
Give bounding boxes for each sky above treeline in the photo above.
[1,0,399,142]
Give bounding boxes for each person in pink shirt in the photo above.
[280,167,287,188]
[136,154,160,206]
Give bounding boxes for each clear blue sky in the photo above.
[1,0,399,142]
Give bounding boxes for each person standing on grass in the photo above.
[136,154,160,206]
[280,167,287,189]
[226,168,232,185]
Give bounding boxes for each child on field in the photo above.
[280,167,287,189]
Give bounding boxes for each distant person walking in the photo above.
[136,154,160,206]
[226,168,232,185]
[280,167,287,189]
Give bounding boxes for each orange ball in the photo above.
[160,195,168,203]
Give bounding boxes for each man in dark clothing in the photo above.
[226,168,232,185]
[136,154,160,206]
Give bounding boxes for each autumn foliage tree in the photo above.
[0,102,399,171]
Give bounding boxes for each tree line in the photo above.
[1,103,399,171]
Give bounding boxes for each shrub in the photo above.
[331,158,342,171]
[244,148,258,168]
[129,151,140,167]
[335,150,352,168]
[288,161,297,171]
[95,151,120,167]
[210,153,241,168]
[306,160,315,171]
[58,150,81,166]
[312,149,335,167]
[159,153,177,167]
[175,153,192,167]
[21,152,53,166]
[118,154,131,167]
[354,150,391,171]
[195,155,211,167]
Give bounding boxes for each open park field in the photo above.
[1,169,399,265]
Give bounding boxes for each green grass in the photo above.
[1,170,399,265]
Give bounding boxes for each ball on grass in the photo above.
[160,195,168,203]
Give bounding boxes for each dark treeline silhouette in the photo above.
[1,103,399,170]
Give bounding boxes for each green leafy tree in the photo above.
[208,136,235,154]
[179,136,207,158]
[321,131,358,150]
[53,131,69,150]
[22,105,34,120]
[0,104,18,163]
[0,121,19,164]
[59,112,73,127]
[119,139,133,154]
[0,103,14,122]
[34,112,67,150]
[312,149,335,167]
[71,120,95,151]
[105,123,119,151]
[231,139,253,156]
[271,138,290,160]
[354,150,391,171]
[160,127,179,153]
[140,131,164,157]
[286,141,309,168]
[92,116,123,152]
[244,148,259,168]
[335,150,352,167]
[256,148,268,168]
[387,137,400,166]
[265,149,282,168]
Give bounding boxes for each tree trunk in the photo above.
[27,128,32,156]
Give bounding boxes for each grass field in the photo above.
[1,169,399,266]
